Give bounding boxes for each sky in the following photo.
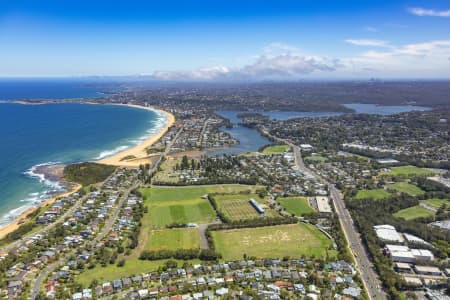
[0,0,449,79]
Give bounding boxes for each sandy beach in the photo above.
[99,104,175,167]
[0,183,81,240]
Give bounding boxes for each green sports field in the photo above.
[390,166,437,177]
[277,197,315,216]
[304,156,327,163]
[354,188,391,200]
[146,228,200,251]
[214,193,277,220]
[262,145,290,155]
[393,206,435,221]
[139,185,262,226]
[420,198,450,209]
[388,182,425,196]
[211,223,335,260]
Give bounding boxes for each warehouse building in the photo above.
[374,225,405,243]
[386,244,435,262]
[413,265,441,276]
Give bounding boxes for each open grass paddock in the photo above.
[390,166,437,177]
[388,182,425,196]
[212,223,335,260]
[394,206,435,221]
[277,197,315,216]
[354,189,391,200]
[146,228,200,251]
[262,145,290,155]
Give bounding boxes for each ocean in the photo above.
[0,101,166,226]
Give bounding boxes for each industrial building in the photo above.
[385,244,435,263]
[374,225,405,243]
[394,262,412,273]
[413,265,441,276]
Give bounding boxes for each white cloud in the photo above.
[408,7,450,17]
[348,39,450,77]
[151,53,341,80]
[151,40,450,80]
[345,39,389,47]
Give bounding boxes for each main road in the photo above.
[262,130,386,300]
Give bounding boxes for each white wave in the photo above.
[23,162,65,191]
[0,204,34,227]
[94,145,129,160]
[93,109,168,160]
[0,162,69,227]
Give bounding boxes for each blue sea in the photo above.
[0,89,166,226]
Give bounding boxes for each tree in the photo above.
[117,259,125,267]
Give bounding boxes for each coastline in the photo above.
[0,183,81,240]
[98,104,175,167]
[0,101,175,240]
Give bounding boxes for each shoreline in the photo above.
[0,183,81,240]
[0,101,175,239]
[98,104,175,166]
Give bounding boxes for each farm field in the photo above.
[262,144,289,155]
[390,166,437,177]
[214,193,277,220]
[139,185,262,227]
[394,206,435,221]
[354,189,391,200]
[211,223,335,260]
[146,228,200,251]
[388,182,425,196]
[277,197,315,216]
[420,198,450,209]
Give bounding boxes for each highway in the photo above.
[329,184,386,300]
[262,129,386,300]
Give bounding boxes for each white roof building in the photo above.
[300,144,313,150]
[403,233,433,247]
[374,225,405,243]
[316,196,332,213]
[411,249,434,261]
[386,244,435,262]
[391,251,415,263]
[414,265,441,275]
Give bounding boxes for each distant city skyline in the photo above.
[1,0,450,79]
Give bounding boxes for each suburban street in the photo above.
[30,178,140,300]
[0,188,88,254]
